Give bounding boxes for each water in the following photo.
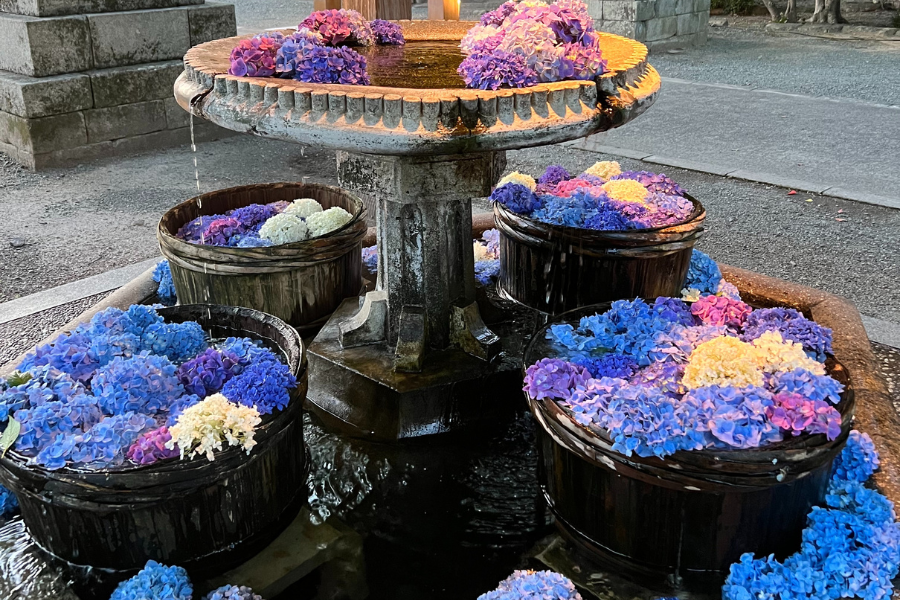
[358,41,467,89]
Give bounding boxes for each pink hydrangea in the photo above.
[229,33,283,77]
[127,426,180,465]
[765,392,841,440]
[690,295,752,328]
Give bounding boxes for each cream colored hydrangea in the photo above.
[306,206,354,238]
[750,330,825,375]
[496,171,537,191]
[602,179,649,204]
[259,213,309,245]
[166,394,261,461]
[583,160,622,181]
[284,198,323,219]
[473,241,491,262]
[681,288,701,302]
[683,336,764,390]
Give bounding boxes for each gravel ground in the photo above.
[875,342,900,413]
[0,135,335,303]
[650,28,900,106]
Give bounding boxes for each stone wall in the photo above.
[0,0,236,169]
[588,0,709,50]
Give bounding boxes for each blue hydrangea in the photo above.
[221,359,296,415]
[140,321,208,364]
[17,330,102,384]
[742,308,833,362]
[0,367,87,422]
[478,570,580,600]
[683,249,722,295]
[91,354,183,416]
[482,228,500,256]
[220,337,273,365]
[204,584,264,600]
[235,235,274,248]
[153,261,177,306]
[166,394,202,427]
[490,183,543,214]
[652,297,695,327]
[110,560,193,600]
[582,204,630,231]
[571,353,638,379]
[681,385,783,450]
[766,369,844,404]
[38,412,156,470]
[90,305,164,340]
[0,483,18,520]
[832,430,879,483]
[577,299,680,366]
[14,395,104,460]
[531,195,594,228]
[361,245,378,272]
[475,259,500,286]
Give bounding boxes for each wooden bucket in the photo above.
[158,183,367,334]
[494,197,706,315]
[0,305,308,590]
[524,304,855,593]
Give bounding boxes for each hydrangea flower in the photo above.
[583,160,621,181]
[296,45,370,85]
[538,165,571,186]
[653,297,695,327]
[0,484,18,520]
[306,206,354,238]
[766,368,844,404]
[167,394,261,461]
[716,279,741,301]
[601,179,649,205]
[222,360,296,415]
[140,321,208,364]
[14,395,103,460]
[490,183,543,214]
[765,391,841,440]
[531,195,595,228]
[177,214,227,243]
[683,336,764,389]
[275,29,323,75]
[283,198,324,219]
[62,412,157,469]
[690,295,752,328]
[460,24,505,54]
[110,561,192,600]
[127,426,180,465]
[750,330,825,376]
[362,245,378,273]
[682,385,782,449]
[17,330,106,384]
[153,260,177,306]
[831,430,879,483]
[628,361,685,397]
[573,298,682,366]
[236,236,274,248]
[2,367,89,422]
[259,213,309,245]
[742,307,833,362]
[683,249,722,295]
[371,19,405,45]
[204,584,264,600]
[91,354,184,416]
[478,570,582,600]
[230,203,280,232]
[482,228,500,257]
[177,348,244,398]
[200,217,245,246]
[458,50,538,90]
[523,358,589,402]
[475,259,501,286]
[166,394,202,427]
[571,353,638,379]
[220,337,272,364]
[300,9,375,46]
[229,32,284,77]
[612,170,685,196]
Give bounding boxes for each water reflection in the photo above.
[359,41,467,89]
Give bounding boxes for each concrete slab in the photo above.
[863,316,900,350]
[0,71,92,119]
[0,13,93,77]
[0,0,204,17]
[726,170,831,194]
[643,153,734,176]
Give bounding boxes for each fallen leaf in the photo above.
[836,218,847,222]
[788,190,798,195]
[837,209,844,213]
[805,199,813,202]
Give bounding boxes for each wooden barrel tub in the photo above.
[524,305,856,593]
[0,305,308,588]
[158,183,367,335]
[494,197,706,315]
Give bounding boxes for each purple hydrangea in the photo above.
[458,50,538,90]
[831,430,879,483]
[482,228,500,257]
[478,570,581,600]
[612,170,685,196]
[296,45,370,85]
[176,348,244,398]
[127,426,180,465]
[652,297,695,327]
[200,217,245,247]
[490,183,543,214]
[204,585,264,600]
[275,30,323,75]
[682,385,783,449]
[628,361,685,397]
[153,260,177,306]
[231,203,279,232]
[523,358,590,402]
[300,9,374,46]
[110,561,192,600]
[371,19,405,45]
[176,215,226,243]
[538,165,572,186]
[362,245,378,274]
[766,368,844,404]
[480,1,517,26]
[229,33,284,77]
[742,307,833,362]
[766,392,841,440]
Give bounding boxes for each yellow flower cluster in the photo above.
[497,171,537,191]
[681,288,702,302]
[683,336,764,389]
[750,330,825,375]
[602,179,649,204]
[473,240,491,262]
[583,160,622,181]
[167,393,261,461]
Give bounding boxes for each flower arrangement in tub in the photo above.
[491,161,696,230]
[524,249,845,459]
[227,10,404,86]
[176,197,354,248]
[0,304,297,472]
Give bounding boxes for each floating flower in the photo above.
[742,307,833,362]
[283,198,324,219]
[475,259,501,286]
[716,279,741,301]
[765,391,840,440]
[766,368,843,404]
[153,260,177,306]
[236,236,274,248]
[167,394,261,461]
[491,183,543,214]
[300,9,375,46]
[497,171,537,190]
[538,165,571,186]
[222,360,296,415]
[91,354,184,416]
[612,170,685,196]
[230,203,279,231]
[458,49,538,90]
[275,29,323,75]
[683,385,782,449]
[371,19,405,45]
[110,561,192,600]
[583,160,621,181]
[200,217,245,247]
[204,584,264,600]
[690,295,752,328]
[127,426,180,465]
[683,249,722,296]
[572,353,638,379]
[478,570,582,600]
[306,206,354,238]
[176,348,244,398]
[602,178,649,205]
[362,245,378,273]
[750,330,825,375]
[683,336,763,389]
[0,484,18,521]
[140,320,208,364]
[295,44,370,85]
[831,430,879,483]
[523,358,589,402]
[259,213,309,245]
[229,32,283,77]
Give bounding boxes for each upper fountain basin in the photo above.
[175,21,661,156]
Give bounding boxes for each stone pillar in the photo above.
[587,0,710,50]
[0,0,237,169]
[336,151,501,370]
[427,0,460,20]
[342,0,412,20]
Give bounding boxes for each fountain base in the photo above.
[306,295,535,440]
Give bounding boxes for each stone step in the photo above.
[0,0,204,18]
[0,1,234,77]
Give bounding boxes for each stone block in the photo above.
[88,8,191,69]
[655,0,676,17]
[0,0,204,17]
[0,109,87,154]
[84,99,168,142]
[695,0,711,11]
[188,2,237,46]
[597,19,637,38]
[645,14,677,39]
[698,22,709,43]
[677,12,698,33]
[0,13,93,77]
[584,0,602,21]
[603,0,634,20]
[0,70,92,118]
[164,96,190,128]
[634,0,657,20]
[675,0,692,13]
[89,60,184,108]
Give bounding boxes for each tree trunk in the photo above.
[811,0,843,22]
[785,0,798,21]
[762,0,780,20]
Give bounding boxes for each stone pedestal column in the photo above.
[336,151,502,371]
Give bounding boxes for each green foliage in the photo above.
[711,0,757,14]
[0,418,20,458]
[4,372,31,387]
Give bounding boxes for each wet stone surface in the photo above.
[358,41,466,89]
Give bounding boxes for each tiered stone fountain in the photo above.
[174,21,661,440]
